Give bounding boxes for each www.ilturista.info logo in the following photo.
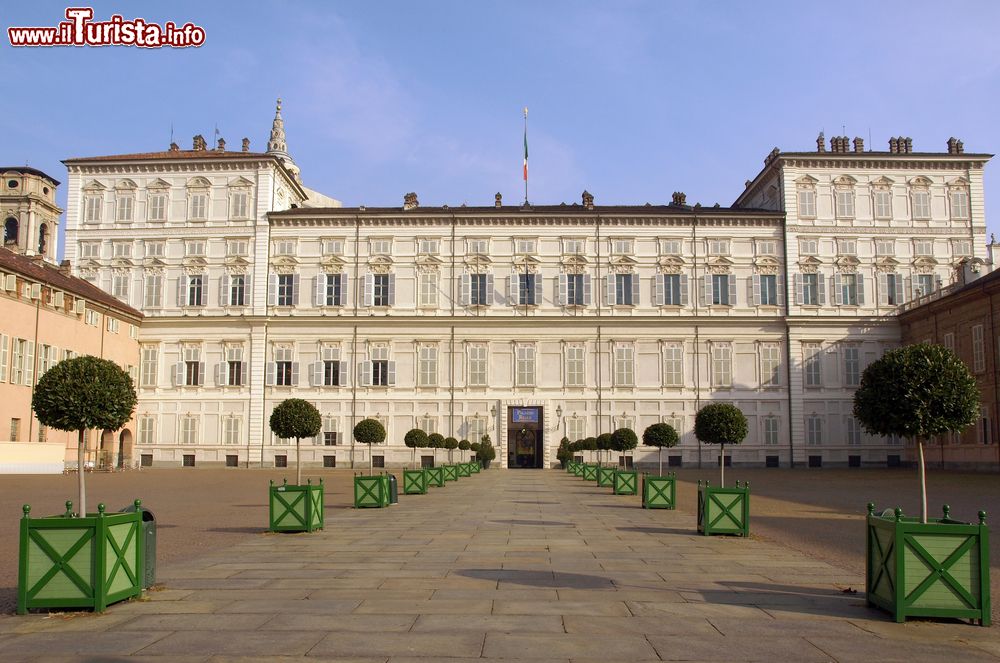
[7,7,205,48]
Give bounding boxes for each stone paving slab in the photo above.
[1,470,998,661]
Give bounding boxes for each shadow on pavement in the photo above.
[455,568,614,589]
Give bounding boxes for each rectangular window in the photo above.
[322,352,342,387]
[321,273,344,307]
[143,242,164,259]
[806,416,823,445]
[181,416,198,445]
[11,338,26,385]
[756,240,776,256]
[418,346,438,387]
[370,346,390,387]
[798,189,816,217]
[116,196,134,222]
[846,416,862,446]
[231,190,249,218]
[711,343,732,387]
[566,418,586,442]
[708,239,729,256]
[915,273,935,297]
[187,274,204,307]
[563,239,584,254]
[138,416,155,445]
[323,239,344,255]
[953,240,973,258]
[323,415,339,445]
[838,239,857,256]
[612,239,633,255]
[188,193,208,220]
[951,190,969,219]
[144,273,163,307]
[274,240,295,256]
[835,190,855,218]
[113,242,132,258]
[711,274,730,306]
[372,274,391,307]
[844,346,860,387]
[417,239,439,254]
[223,417,242,445]
[873,191,892,219]
[275,347,294,386]
[515,345,535,387]
[802,273,820,306]
[107,317,120,333]
[226,347,244,386]
[799,238,818,255]
[914,239,933,257]
[10,418,20,441]
[614,346,634,386]
[763,417,779,445]
[467,238,488,254]
[470,274,489,306]
[973,325,985,372]
[229,274,247,307]
[227,239,248,256]
[840,273,858,306]
[565,346,585,387]
[759,274,778,306]
[885,273,900,306]
[0,334,7,383]
[467,345,488,387]
[663,274,683,305]
[943,332,955,352]
[112,272,130,301]
[876,239,895,256]
[515,239,536,254]
[615,273,635,305]
[663,344,683,386]
[140,345,157,387]
[148,193,166,222]
[804,343,822,387]
[371,239,392,254]
[277,274,296,306]
[566,273,585,306]
[85,195,102,222]
[760,343,781,387]
[184,346,202,386]
[418,272,438,307]
[185,241,205,257]
[911,191,930,220]
[518,273,538,306]
[79,242,100,259]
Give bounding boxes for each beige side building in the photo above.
[0,166,143,473]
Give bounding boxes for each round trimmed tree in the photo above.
[853,343,979,523]
[404,428,429,468]
[444,436,459,463]
[269,399,322,485]
[596,433,613,465]
[458,439,471,462]
[694,403,747,487]
[428,433,445,466]
[584,436,600,464]
[32,356,137,517]
[643,422,679,476]
[470,441,481,462]
[556,437,572,468]
[612,428,638,468]
[354,418,387,475]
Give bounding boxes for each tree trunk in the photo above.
[369,443,373,476]
[412,446,416,469]
[720,443,726,488]
[917,437,927,524]
[295,437,302,485]
[658,447,663,476]
[77,429,86,517]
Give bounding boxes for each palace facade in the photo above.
[62,105,992,469]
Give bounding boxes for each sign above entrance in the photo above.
[511,408,539,423]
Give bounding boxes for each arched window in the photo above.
[3,217,17,245]
[37,224,48,254]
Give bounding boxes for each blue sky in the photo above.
[5,1,1000,257]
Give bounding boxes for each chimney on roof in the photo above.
[670,191,687,207]
[495,192,502,208]
[58,259,72,276]
[957,139,964,154]
[403,192,419,210]
[216,137,226,151]
[854,137,864,152]
[889,137,898,153]
[816,132,826,152]
[169,142,179,152]
[193,134,207,151]
[241,137,250,152]
[904,137,913,153]
[582,190,594,210]
[764,147,780,165]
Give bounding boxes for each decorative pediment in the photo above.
[226,264,248,275]
[82,179,106,192]
[464,254,492,270]
[80,259,103,270]
[110,258,134,269]
[182,256,208,269]
[947,176,969,188]
[912,256,938,273]
[657,255,685,274]
[705,256,734,275]
[367,255,394,274]
[512,254,541,272]
[115,179,137,191]
[874,256,900,273]
[270,255,299,274]
[870,176,894,188]
[228,176,254,188]
[142,263,165,275]
[833,174,857,187]
[797,255,822,273]
[834,255,859,273]
[224,255,252,268]
[908,176,932,188]
[147,178,171,191]
[415,254,444,272]
[186,176,211,189]
[795,175,819,186]
[753,255,780,275]
[561,254,590,269]
[183,264,206,275]
[320,255,346,271]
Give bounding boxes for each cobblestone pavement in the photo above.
[0,468,997,661]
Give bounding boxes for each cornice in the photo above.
[787,224,978,236]
[65,160,275,176]
[268,215,785,229]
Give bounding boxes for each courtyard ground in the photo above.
[0,466,996,660]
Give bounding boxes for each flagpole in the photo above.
[523,107,529,206]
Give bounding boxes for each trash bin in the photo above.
[386,472,399,505]
[120,503,156,588]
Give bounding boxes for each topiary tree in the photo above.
[611,427,638,467]
[428,433,445,466]
[478,434,496,468]
[404,428,429,468]
[32,356,137,517]
[556,436,572,469]
[269,399,323,485]
[583,436,600,464]
[853,343,979,523]
[643,422,679,475]
[470,441,481,462]
[596,433,612,465]
[458,439,471,462]
[444,436,459,463]
[694,403,747,487]
[354,418,387,475]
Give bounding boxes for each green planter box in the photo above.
[866,503,991,625]
[402,469,428,495]
[698,481,750,537]
[613,470,638,495]
[18,501,143,614]
[566,461,576,474]
[443,465,459,482]
[470,462,481,473]
[582,464,598,481]
[269,480,324,532]
[457,463,472,477]
[426,467,445,487]
[354,474,390,508]
[597,466,615,487]
[642,473,676,509]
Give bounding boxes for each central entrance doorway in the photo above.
[507,406,543,468]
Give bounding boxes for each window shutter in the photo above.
[776,274,784,307]
[878,273,888,305]
[894,276,904,305]
[173,362,185,386]
[339,273,348,306]
[508,272,517,305]
[239,361,248,385]
[244,274,252,306]
[727,275,736,306]
[905,276,914,302]
[265,361,276,386]
[215,362,226,387]
[388,361,397,386]
[176,277,187,307]
[363,274,374,307]
[219,274,230,306]
[833,274,843,305]
[198,361,205,386]
[460,274,471,306]
[534,274,543,305]
[583,274,592,305]
[679,274,689,306]
[310,361,323,386]
[291,362,300,386]
[360,361,371,386]
[558,274,568,306]
[291,274,300,306]
[267,273,278,306]
[817,273,826,305]
[314,274,325,306]
[200,277,208,307]
[388,274,396,306]
[794,273,803,305]
[338,360,348,386]
[631,274,641,306]
[857,274,865,305]
[698,277,706,306]
[654,274,664,306]
[752,274,761,306]
[606,276,616,305]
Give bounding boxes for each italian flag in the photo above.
[523,126,528,181]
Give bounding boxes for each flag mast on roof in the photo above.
[523,106,529,206]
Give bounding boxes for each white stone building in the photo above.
[63,108,992,469]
